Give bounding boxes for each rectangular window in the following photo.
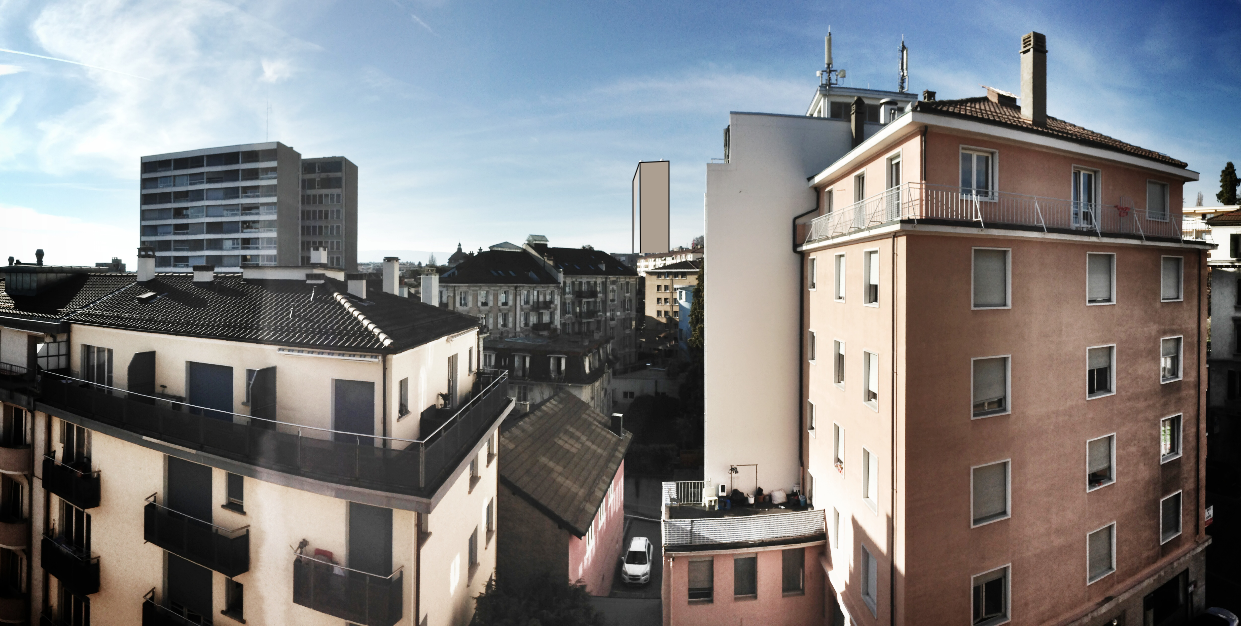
[224,578,244,620]
[1147,180,1169,221]
[833,424,845,472]
[834,254,846,301]
[860,545,877,613]
[1160,491,1182,544]
[972,460,1010,526]
[972,566,1009,626]
[1087,253,1115,305]
[825,188,834,214]
[1161,257,1183,301]
[1087,346,1115,398]
[1160,415,1182,463]
[863,250,880,305]
[459,292,468,307]
[688,559,713,602]
[960,148,995,197]
[832,508,840,549]
[863,351,879,408]
[225,473,244,512]
[972,356,1010,418]
[862,448,878,511]
[1160,337,1182,383]
[733,555,757,597]
[806,402,816,435]
[1087,524,1115,583]
[972,249,1010,308]
[80,344,113,388]
[1231,233,1240,260]
[808,257,817,290]
[854,172,866,203]
[782,548,805,595]
[808,331,816,362]
[832,340,846,387]
[468,527,479,568]
[399,378,409,416]
[1087,434,1115,491]
[486,498,496,536]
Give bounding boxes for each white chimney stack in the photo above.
[420,269,439,306]
[346,273,367,299]
[192,265,215,284]
[383,257,400,295]
[310,247,328,265]
[137,246,156,282]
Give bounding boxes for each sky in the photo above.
[0,0,1237,267]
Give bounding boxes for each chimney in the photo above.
[35,249,44,266]
[850,96,866,148]
[420,268,439,306]
[1020,32,1047,126]
[137,246,156,282]
[346,273,368,299]
[305,272,325,285]
[382,257,400,295]
[610,413,624,436]
[922,90,936,102]
[309,247,328,266]
[192,264,215,283]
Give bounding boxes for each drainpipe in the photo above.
[382,355,389,444]
[889,232,898,626]
[920,126,927,183]
[1196,252,1203,540]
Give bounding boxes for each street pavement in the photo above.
[590,475,666,626]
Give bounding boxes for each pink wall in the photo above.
[568,460,626,595]
[663,544,826,626]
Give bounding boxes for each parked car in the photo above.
[620,536,653,585]
[1194,608,1241,626]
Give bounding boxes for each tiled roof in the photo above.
[0,273,134,322]
[439,250,559,285]
[914,97,1188,168]
[499,391,631,537]
[1205,210,1240,226]
[654,260,701,272]
[528,244,637,277]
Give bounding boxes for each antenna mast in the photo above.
[898,36,909,93]
[818,28,846,88]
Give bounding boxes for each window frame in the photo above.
[971,247,1012,310]
[1160,335,1183,384]
[970,564,1011,626]
[970,355,1012,419]
[1160,255,1184,302]
[1159,491,1183,545]
[960,146,999,201]
[1086,522,1116,585]
[833,339,846,389]
[863,249,881,307]
[970,459,1011,528]
[861,447,878,514]
[733,554,757,599]
[1146,179,1170,222]
[862,350,879,410]
[806,401,816,437]
[808,331,816,364]
[860,544,878,615]
[1085,252,1117,306]
[833,423,845,474]
[1086,344,1117,400]
[1085,433,1117,492]
[781,548,805,596]
[834,253,846,302]
[808,256,817,291]
[687,558,714,603]
[1159,414,1182,464]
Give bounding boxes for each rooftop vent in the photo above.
[346,273,367,299]
[192,265,215,283]
[137,246,156,282]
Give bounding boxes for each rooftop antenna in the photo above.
[817,28,846,88]
[899,36,909,93]
[265,97,271,141]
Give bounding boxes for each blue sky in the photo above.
[0,0,1237,266]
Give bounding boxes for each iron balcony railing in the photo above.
[144,494,250,577]
[141,589,203,626]
[293,551,403,626]
[41,535,99,596]
[43,453,100,510]
[36,371,510,498]
[798,182,1184,246]
[662,508,826,547]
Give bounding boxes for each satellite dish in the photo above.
[838,69,846,78]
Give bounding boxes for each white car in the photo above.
[620,536,653,585]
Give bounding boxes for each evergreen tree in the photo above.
[1217,162,1239,205]
[1196,191,1204,206]
[680,262,705,424]
[472,575,605,626]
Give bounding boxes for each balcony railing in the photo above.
[144,495,250,577]
[662,481,708,507]
[531,300,555,311]
[37,371,510,498]
[141,589,203,626]
[797,183,1184,247]
[574,289,599,299]
[293,552,403,626]
[577,310,599,319]
[41,536,99,595]
[532,322,553,331]
[662,508,826,547]
[42,453,100,510]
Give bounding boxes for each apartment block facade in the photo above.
[299,156,360,271]
[642,259,699,348]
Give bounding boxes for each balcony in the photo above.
[0,444,30,476]
[0,584,24,623]
[142,589,206,626]
[531,300,555,311]
[144,495,250,577]
[577,310,599,320]
[37,371,511,498]
[293,552,403,626]
[532,322,553,332]
[797,182,1184,247]
[0,513,28,550]
[42,454,100,510]
[574,289,599,299]
[660,481,825,549]
[41,536,99,596]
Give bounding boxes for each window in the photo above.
[468,527,479,569]
[688,560,713,602]
[833,424,845,472]
[1147,180,1169,221]
[972,249,1010,308]
[825,188,834,215]
[468,348,474,374]
[469,455,480,492]
[487,432,496,464]
[459,292,468,307]
[399,378,409,416]
[1160,337,1182,383]
[972,566,1009,626]
[224,578,244,621]
[960,148,995,198]
[1087,523,1115,583]
[1087,346,1115,398]
[834,254,846,302]
[808,331,816,362]
[808,257,817,290]
[782,548,805,595]
[860,545,877,613]
[971,460,1010,526]
[972,356,1010,418]
[1231,233,1240,260]
[81,345,113,388]
[863,250,880,305]
[500,290,510,306]
[225,473,244,513]
[1161,257,1183,302]
[1073,167,1100,228]
[1087,435,1115,490]
[1087,253,1115,305]
[806,402,816,436]
[1160,415,1182,463]
[863,351,879,408]
[1160,491,1182,544]
[833,340,846,387]
[831,507,840,548]
[486,498,496,540]
[862,448,878,512]
[733,555,757,598]
[513,354,529,378]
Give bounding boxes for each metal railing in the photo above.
[574,289,599,299]
[142,589,206,626]
[293,550,403,626]
[800,183,1184,246]
[43,453,100,510]
[662,508,826,547]
[662,481,708,508]
[144,494,250,577]
[41,535,99,596]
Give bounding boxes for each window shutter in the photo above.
[972,462,1007,521]
[867,353,879,396]
[1161,258,1181,300]
[868,252,880,286]
[1161,493,1181,538]
[688,560,712,588]
[1088,526,1113,579]
[973,250,1008,307]
[1088,347,1111,370]
[972,358,1007,407]
[1088,437,1111,474]
[1087,255,1112,302]
[1147,181,1167,218]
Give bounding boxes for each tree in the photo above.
[690,235,704,249]
[1196,191,1204,206]
[680,262,705,425]
[1217,162,1239,205]
[471,574,605,626]
[428,253,438,266]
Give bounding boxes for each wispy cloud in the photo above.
[409,13,438,37]
[0,65,23,76]
[0,46,148,80]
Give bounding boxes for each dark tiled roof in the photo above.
[0,273,134,322]
[528,244,637,277]
[1205,210,1240,226]
[914,97,1188,168]
[499,391,631,537]
[654,260,701,272]
[439,250,559,285]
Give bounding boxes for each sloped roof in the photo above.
[0,273,134,322]
[527,244,637,277]
[914,97,1188,169]
[655,260,701,272]
[1205,210,1240,226]
[439,249,560,285]
[499,391,631,537]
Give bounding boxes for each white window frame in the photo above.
[833,423,844,474]
[1160,255,1184,302]
[970,355,1012,419]
[808,331,816,364]
[834,253,846,302]
[971,247,1012,310]
[861,447,878,514]
[1086,344,1117,400]
[970,564,1011,626]
[1159,490,1183,544]
[1146,179,1170,223]
[1159,414,1182,464]
[1085,252,1116,306]
[807,401,816,437]
[863,249,881,307]
[859,544,877,615]
[1160,335,1183,384]
[831,507,840,549]
[833,339,846,389]
[970,459,1011,528]
[960,146,999,200]
[1085,433,1117,492]
[862,350,879,411]
[1086,522,1116,585]
[808,256,817,290]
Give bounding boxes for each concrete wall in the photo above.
[275,142,304,267]
[0,328,32,370]
[663,543,826,626]
[567,460,625,595]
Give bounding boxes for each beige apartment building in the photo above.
[0,254,511,625]
[642,260,700,353]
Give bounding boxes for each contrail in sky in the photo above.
[0,47,150,80]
